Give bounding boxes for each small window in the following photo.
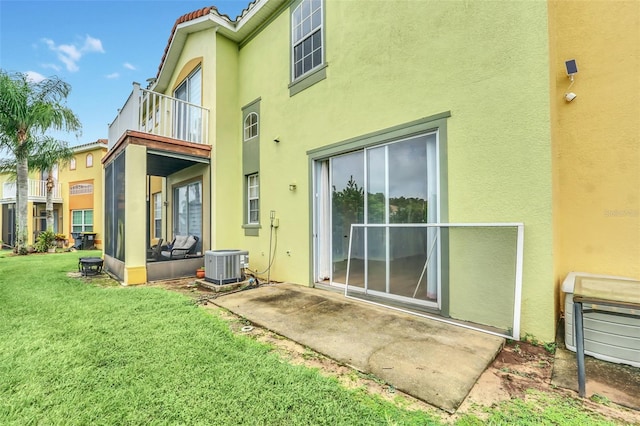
[244,112,259,141]
[86,153,93,168]
[292,0,323,80]
[69,157,76,170]
[153,193,162,238]
[247,174,259,224]
[72,209,93,233]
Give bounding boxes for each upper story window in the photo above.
[244,112,259,141]
[70,183,94,195]
[292,0,323,80]
[86,153,93,168]
[69,157,76,170]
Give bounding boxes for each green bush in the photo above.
[34,230,56,253]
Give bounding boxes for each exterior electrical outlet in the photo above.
[205,250,249,284]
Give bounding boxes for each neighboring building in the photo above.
[549,1,639,286]
[104,0,638,344]
[0,139,107,249]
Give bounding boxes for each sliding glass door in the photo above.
[173,180,202,251]
[315,132,440,308]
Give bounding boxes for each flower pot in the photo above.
[196,269,205,279]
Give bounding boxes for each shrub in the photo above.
[34,230,56,253]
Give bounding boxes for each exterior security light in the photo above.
[565,59,578,76]
[564,59,578,102]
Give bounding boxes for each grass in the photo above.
[455,390,618,426]
[0,251,627,425]
[0,251,438,425]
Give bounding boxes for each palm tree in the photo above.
[0,136,73,242]
[0,70,80,254]
[28,137,74,232]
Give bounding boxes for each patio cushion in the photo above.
[173,235,189,249]
[159,235,199,260]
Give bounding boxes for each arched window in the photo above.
[86,153,93,168]
[244,112,259,141]
[70,157,76,170]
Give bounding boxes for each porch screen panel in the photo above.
[114,154,126,261]
[105,161,113,256]
[104,153,125,261]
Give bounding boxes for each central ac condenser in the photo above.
[204,250,249,284]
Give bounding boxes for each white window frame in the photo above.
[72,209,93,233]
[86,153,93,168]
[291,0,323,81]
[173,66,202,143]
[69,157,76,170]
[247,174,259,225]
[153,193,162,238]
[244,112,259,141]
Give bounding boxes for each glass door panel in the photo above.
[330,151,364,286]
[387,137,435,302]
[366,146,386,292]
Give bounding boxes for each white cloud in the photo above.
[123,62,136,70]
[42,35,105,72]
[41,63,61,72]
[106,72,120,79]
[25,71,46,83]
[82,35,105,54]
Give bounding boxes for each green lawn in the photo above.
[0,251,439,425]
[0,251,622,425]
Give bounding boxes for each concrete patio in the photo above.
[211,282,504,413]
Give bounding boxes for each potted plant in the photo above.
[35,230,57,253]
[196,266,205,279]
[54,233,67,248]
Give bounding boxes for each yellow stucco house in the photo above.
[0,139,107,250]
[103,0,638,345]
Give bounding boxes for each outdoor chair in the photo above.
[150,238,163,261]
[160,235,199,260]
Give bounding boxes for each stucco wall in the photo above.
[549,1,640,299]
[59,146,106,248]
[211,1,555,339]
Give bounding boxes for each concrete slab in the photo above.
[552,338,640,411]
[211,283,504,413]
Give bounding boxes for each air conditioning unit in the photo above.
[205,250,249,284]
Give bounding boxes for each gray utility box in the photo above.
[562,271,640,368]
[204,250,249,285]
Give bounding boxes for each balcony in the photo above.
[108,83,210,150]
[1,180,62,203]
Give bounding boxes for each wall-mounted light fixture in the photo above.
[289,183,297,191]
[564,59,578,102]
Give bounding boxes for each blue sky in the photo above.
[0,0,250,146]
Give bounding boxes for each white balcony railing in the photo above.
[1,180,62,202]
[108,82,210,150]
